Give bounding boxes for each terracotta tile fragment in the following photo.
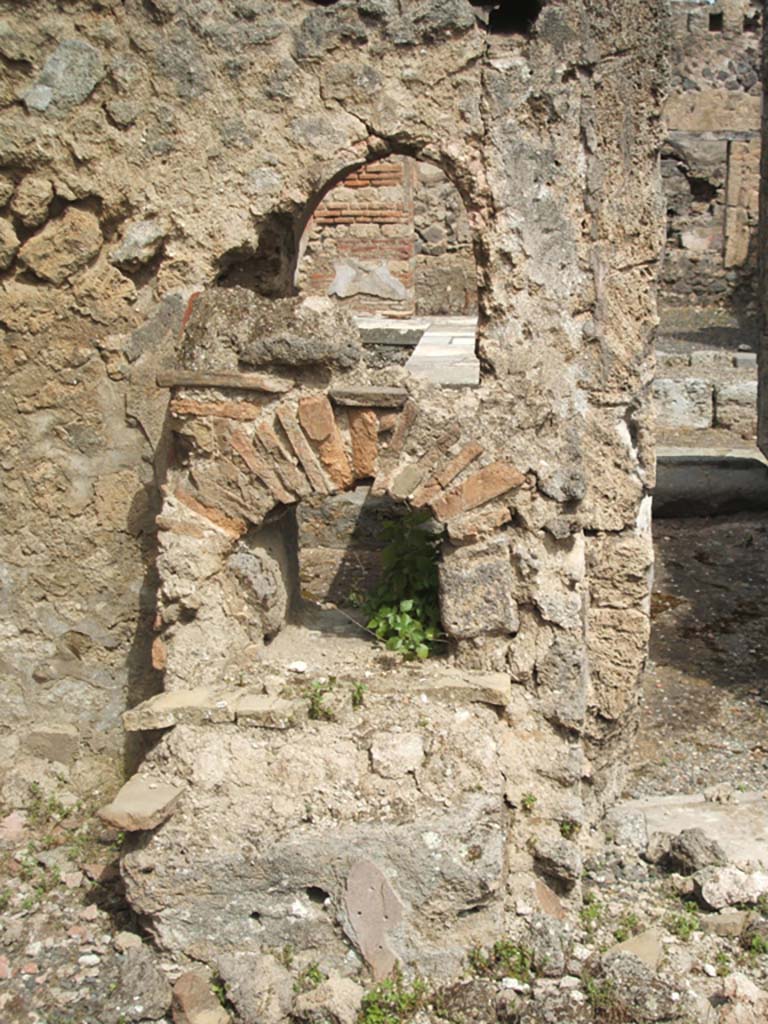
[173,489,248,537]
[230,429,295,504]
[348,408,378,478]
[170,398,265,420]
[276,406,331,494]
[254,420,311,497]
[430,462,524,521]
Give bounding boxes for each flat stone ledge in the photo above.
[123,687,238,731]
[156,370,292,393]
[98,776,184,831]
[368,670,512,707]
[123,671,512,735]
[329,387,409,408]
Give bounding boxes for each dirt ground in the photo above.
[629,511,768,798]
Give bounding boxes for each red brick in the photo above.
[276,406,331,494]
[170,398,265,421]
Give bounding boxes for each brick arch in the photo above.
[292,151,480,318]
[167,384,523,534]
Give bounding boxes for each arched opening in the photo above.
[295,155,480,386]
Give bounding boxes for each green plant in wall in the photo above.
[364,509,443,660]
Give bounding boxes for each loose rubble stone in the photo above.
[23,38,105,113]
[112,946,173,1022]
[98,775,184,831]
[111,219,168,269]
[603,927,664,972]
[720,973,768,1024]
[0,218,20,269]
[172,970,231,1024]
[10,176,53,228]
[433,979,499,1024]
[293,976,364,1024]
[533,839,582,891]
[216,952,293,1024]
[695,866,768,910]
[646,827,727,875]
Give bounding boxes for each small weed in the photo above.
[350,681,366,710]
[276,944,295,969]
[665,901,701,942]
[359,968,427,1024]
[307,680,335,722]
[582,973,630,1021]
[612,911,640,943]
[363,510,444,661]
[520,793,537,813]
[211,976,229,1009]
[294,962,327,994]
[559,819,579,839]
[755,894,768,918]
[715,950,731,976]
[467,940,532,983]
[0,888,11,911]
[748,933,768,957]
[580,891,603,932]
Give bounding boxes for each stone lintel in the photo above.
[157,370,292,393]
[329,387,409,408]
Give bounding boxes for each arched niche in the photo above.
[293,154,481,385]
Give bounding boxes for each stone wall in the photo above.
[0,0,666,979]
[662,0,762,311]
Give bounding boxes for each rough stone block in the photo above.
[98,776,184,831]
[439,540,519,639]
[18,207,102,285]
[715,380,757,434]
[652,378,713,429]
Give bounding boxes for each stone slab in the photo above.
[616,792,768,869]
[329,387,409,408]
[123,688,237,731]
[158,371,293,393]
[98,776,184,831]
